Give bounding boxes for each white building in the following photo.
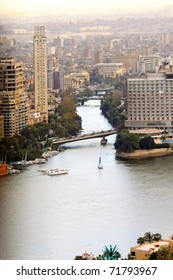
[33,26,48,122]
[125,72,173,132]
[137,56,161,74]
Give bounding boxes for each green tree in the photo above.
[152,233,162,242]
[139,136,156,150]
[100,91,126,129]
[157,247,173,260]
[149,251,158,260]
[143,232,153,243]
[99,245,121,260]
[137,232,162,246]
[137,237,145,245]
[114,131,140,153]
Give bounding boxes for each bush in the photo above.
[155,143,170,149]
[139,136,156,149]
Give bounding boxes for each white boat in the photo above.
[47,168,68,176]
[42,150,59,159]
[34,158,47,164]
[98,156,103,169]
[8,169,20,174]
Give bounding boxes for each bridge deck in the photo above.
[52,129,116,145]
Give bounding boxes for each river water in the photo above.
[0,100,173,260]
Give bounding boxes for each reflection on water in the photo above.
[0,100,173,259]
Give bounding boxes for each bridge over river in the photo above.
[51,129,117,146]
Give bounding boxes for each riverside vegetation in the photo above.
[0,95,82,162]
[114,130,170,154]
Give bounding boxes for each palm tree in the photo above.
[101,245,121,260]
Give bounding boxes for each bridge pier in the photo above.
[100,137,107,145]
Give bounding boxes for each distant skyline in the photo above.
[0,0,173,16]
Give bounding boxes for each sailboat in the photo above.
[98,156,103,169]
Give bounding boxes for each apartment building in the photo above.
[111,54,139,71]
[33,26,48,122]
[0,115,4,139]
[137,56,161,74]
[125,72,173,132]
[0,57,29,137]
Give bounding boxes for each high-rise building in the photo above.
[0,57,29,137]
[33,26,48,122]
[0,115,4,139]
[125,71,173,132]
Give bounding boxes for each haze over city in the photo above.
[1,0,173,16]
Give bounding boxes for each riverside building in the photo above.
[33,26,48,122]
[0,115,4,139]
[125,71,173,133]
[0,57,29,137]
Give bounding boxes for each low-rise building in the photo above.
[137,55,161,74]
[29,110,42,125]
[94,63,125,78]
[130,235,173,260]
[130,240,169,260]
[64,71,90,90]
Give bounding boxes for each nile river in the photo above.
[0,100,173,260]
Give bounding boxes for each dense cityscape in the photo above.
[1,3,173,260]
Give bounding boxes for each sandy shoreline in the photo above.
[116,148,173,159]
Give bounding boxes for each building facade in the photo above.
[125,72,173,132]
[0,57,29,137]
[137,56,161,74]
[0,115,4,139]
[130,240,169,260]
[33,26,48,122]
[94,63,125,78]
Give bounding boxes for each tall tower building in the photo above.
[0,57,29,137]
[33,26,48,122]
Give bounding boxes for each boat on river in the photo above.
[46,168,68,176]
[8,169,20,174]
[98,156,103,169]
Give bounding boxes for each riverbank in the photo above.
[116,147,173,159]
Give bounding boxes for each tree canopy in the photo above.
[114,130,140,153]
[137,232,162,245]
[100,91,126,130]
[149,247,173,260]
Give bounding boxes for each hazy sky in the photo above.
[0,0,173,16]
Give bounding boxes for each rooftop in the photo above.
[132,241,169,252]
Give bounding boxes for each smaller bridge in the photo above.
[52,129,117,146]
